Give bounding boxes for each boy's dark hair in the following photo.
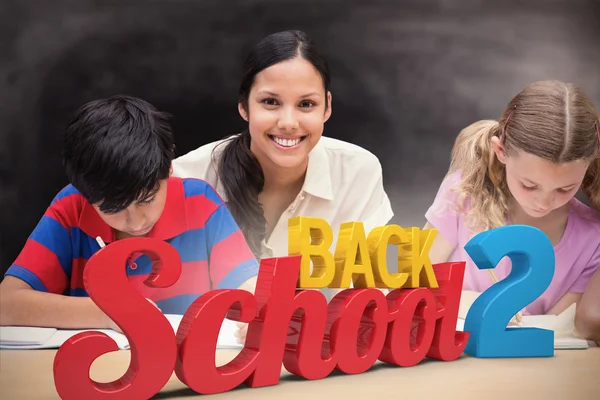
[62,95,175,214]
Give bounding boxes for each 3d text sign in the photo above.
[52,217,555,399]
[463,225,555,357]
[287,218,439,289]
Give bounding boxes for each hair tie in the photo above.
[500,105,517,142]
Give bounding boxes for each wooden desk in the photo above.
[1,348,599,399]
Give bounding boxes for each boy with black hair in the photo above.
[0,95,259,330]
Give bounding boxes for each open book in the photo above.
[456,303,592,349]
[0,314,242,350]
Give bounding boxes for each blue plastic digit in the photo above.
[463,225,555,358]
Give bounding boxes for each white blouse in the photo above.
[172,136,394,260]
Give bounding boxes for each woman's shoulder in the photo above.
[172,136,234,179]
[318,136,382,171]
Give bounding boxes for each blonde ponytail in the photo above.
[447,120,511,232]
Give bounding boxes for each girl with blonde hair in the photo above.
[424,80,600,327]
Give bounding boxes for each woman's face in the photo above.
[241,56,332,171]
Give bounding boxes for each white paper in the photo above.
[0,326,57,346]
[0,314,243,350]
[455,304,589,350]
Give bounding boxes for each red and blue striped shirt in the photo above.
[5,177,259,315]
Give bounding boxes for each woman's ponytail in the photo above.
[217,131,266,257]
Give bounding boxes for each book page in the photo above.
[0,326,57,347]
[455,303,589,349]
[115,314,243,350]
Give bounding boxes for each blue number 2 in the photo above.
[463,225,555,358]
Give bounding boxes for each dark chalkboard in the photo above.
[1,0,599,275]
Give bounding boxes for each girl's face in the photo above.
[240,56,332,171]
[493,139,589,218]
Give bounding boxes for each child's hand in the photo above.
[104,298,161,333]
[234,322,248,344]
[507,308,525,327]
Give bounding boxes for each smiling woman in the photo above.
[172,30,394,260]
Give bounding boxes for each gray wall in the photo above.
[1,0,599,275]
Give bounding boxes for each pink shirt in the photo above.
[425,171,600,315]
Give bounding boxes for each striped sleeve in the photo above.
[4,189,77,294]
[203,186,259,289]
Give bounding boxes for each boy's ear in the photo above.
[491,136,507,164]
[169,165,173,177]
[238,103,248,121]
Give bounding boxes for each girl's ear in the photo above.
[491,136,508,164]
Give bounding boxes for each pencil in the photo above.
[487,269,522,323]
[96,236,106,248]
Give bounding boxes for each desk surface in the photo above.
[1,348,599,399]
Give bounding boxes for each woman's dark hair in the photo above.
[216,30,331,257]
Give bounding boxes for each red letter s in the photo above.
[53,238,181,400]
